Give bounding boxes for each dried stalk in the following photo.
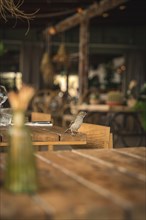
[8,84,35,111]
[0,0,39,35]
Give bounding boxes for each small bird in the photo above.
[65,111,87,135]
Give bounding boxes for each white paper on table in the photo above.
[25,121,53,126]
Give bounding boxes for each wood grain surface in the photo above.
[78,123,111,148]
[0,125,87,147]
[0,147,145,220]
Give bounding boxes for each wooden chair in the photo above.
[78,123,113,149]
[31,112,51,122]
[31,89,52,113]
[31,112,53,150]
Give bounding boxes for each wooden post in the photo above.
[79,16,89,102]
[64,63,69,94]
[44,0,129,98]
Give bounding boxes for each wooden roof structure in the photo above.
[0,0,146,98]
[43,0,130,98]
[0,0,145,29]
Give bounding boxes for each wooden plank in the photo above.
[60,132,86,142]
[0,142,8,146]
[78,104,134,112]
[115,147,146,159]
[73,149,146,178]
[78,104,110,112]
[46,0,129,34]
[31,129,59,142]
[31,112,51,121]
[0,190,47,220]
[30,125,67,137]
[0,125,87,147]
[0,147,145,220]
[0,155,123,220]
[78,123,111,149]
[36,150,146,220]
[36,151,146,206]
[0,141,86,147]
[109,133,113,149]
[0,162,47,220]
[35,156,125,220]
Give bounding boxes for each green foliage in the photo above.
[0,40,7,56]
[107,91,123,103]
[134,101,146,131]
[134,83,146,131]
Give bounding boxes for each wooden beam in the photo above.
[79,16,89,101]
[46,0,129,34]
[45,0,129,100]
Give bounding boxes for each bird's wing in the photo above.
[69,120,74,127]
[69,115,76,127]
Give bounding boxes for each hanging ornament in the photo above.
[53,43,69,66]
[40,52,54,87]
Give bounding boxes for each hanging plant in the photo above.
[40,52,54,87]
[53,43,69,66]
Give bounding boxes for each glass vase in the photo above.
[5,110,38,193]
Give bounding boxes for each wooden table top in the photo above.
[0,125,87,147]
[77,104,135,113]
[0,147,145,220]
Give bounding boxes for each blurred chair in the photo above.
[62,104,74,127]
[31,89,63,125]
[108,111,146,147]
[31,89,52,113]
[31,112,51,122]
[78,123,113,149]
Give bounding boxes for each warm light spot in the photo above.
[54,75,78,96]
[48,26,56,35]
[77,7,84,14]
[121,65,126,71]
[102,12,109,18]
[0,72,22,90]
[119,5,126,10]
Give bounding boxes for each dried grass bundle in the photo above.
[8,84,35,111]
[40,52,54,86]
[0,0,39,35]
[53,43,69,65]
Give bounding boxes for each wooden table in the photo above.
[0,147,145,220]
[77,104,132,112]
[0,125,86,150]
[77,104,145,147]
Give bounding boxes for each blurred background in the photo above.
[0,0,146,146]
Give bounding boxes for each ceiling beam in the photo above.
[46,0,129,34]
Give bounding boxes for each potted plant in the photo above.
[107,91,123,106]
[134,83,146,131]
